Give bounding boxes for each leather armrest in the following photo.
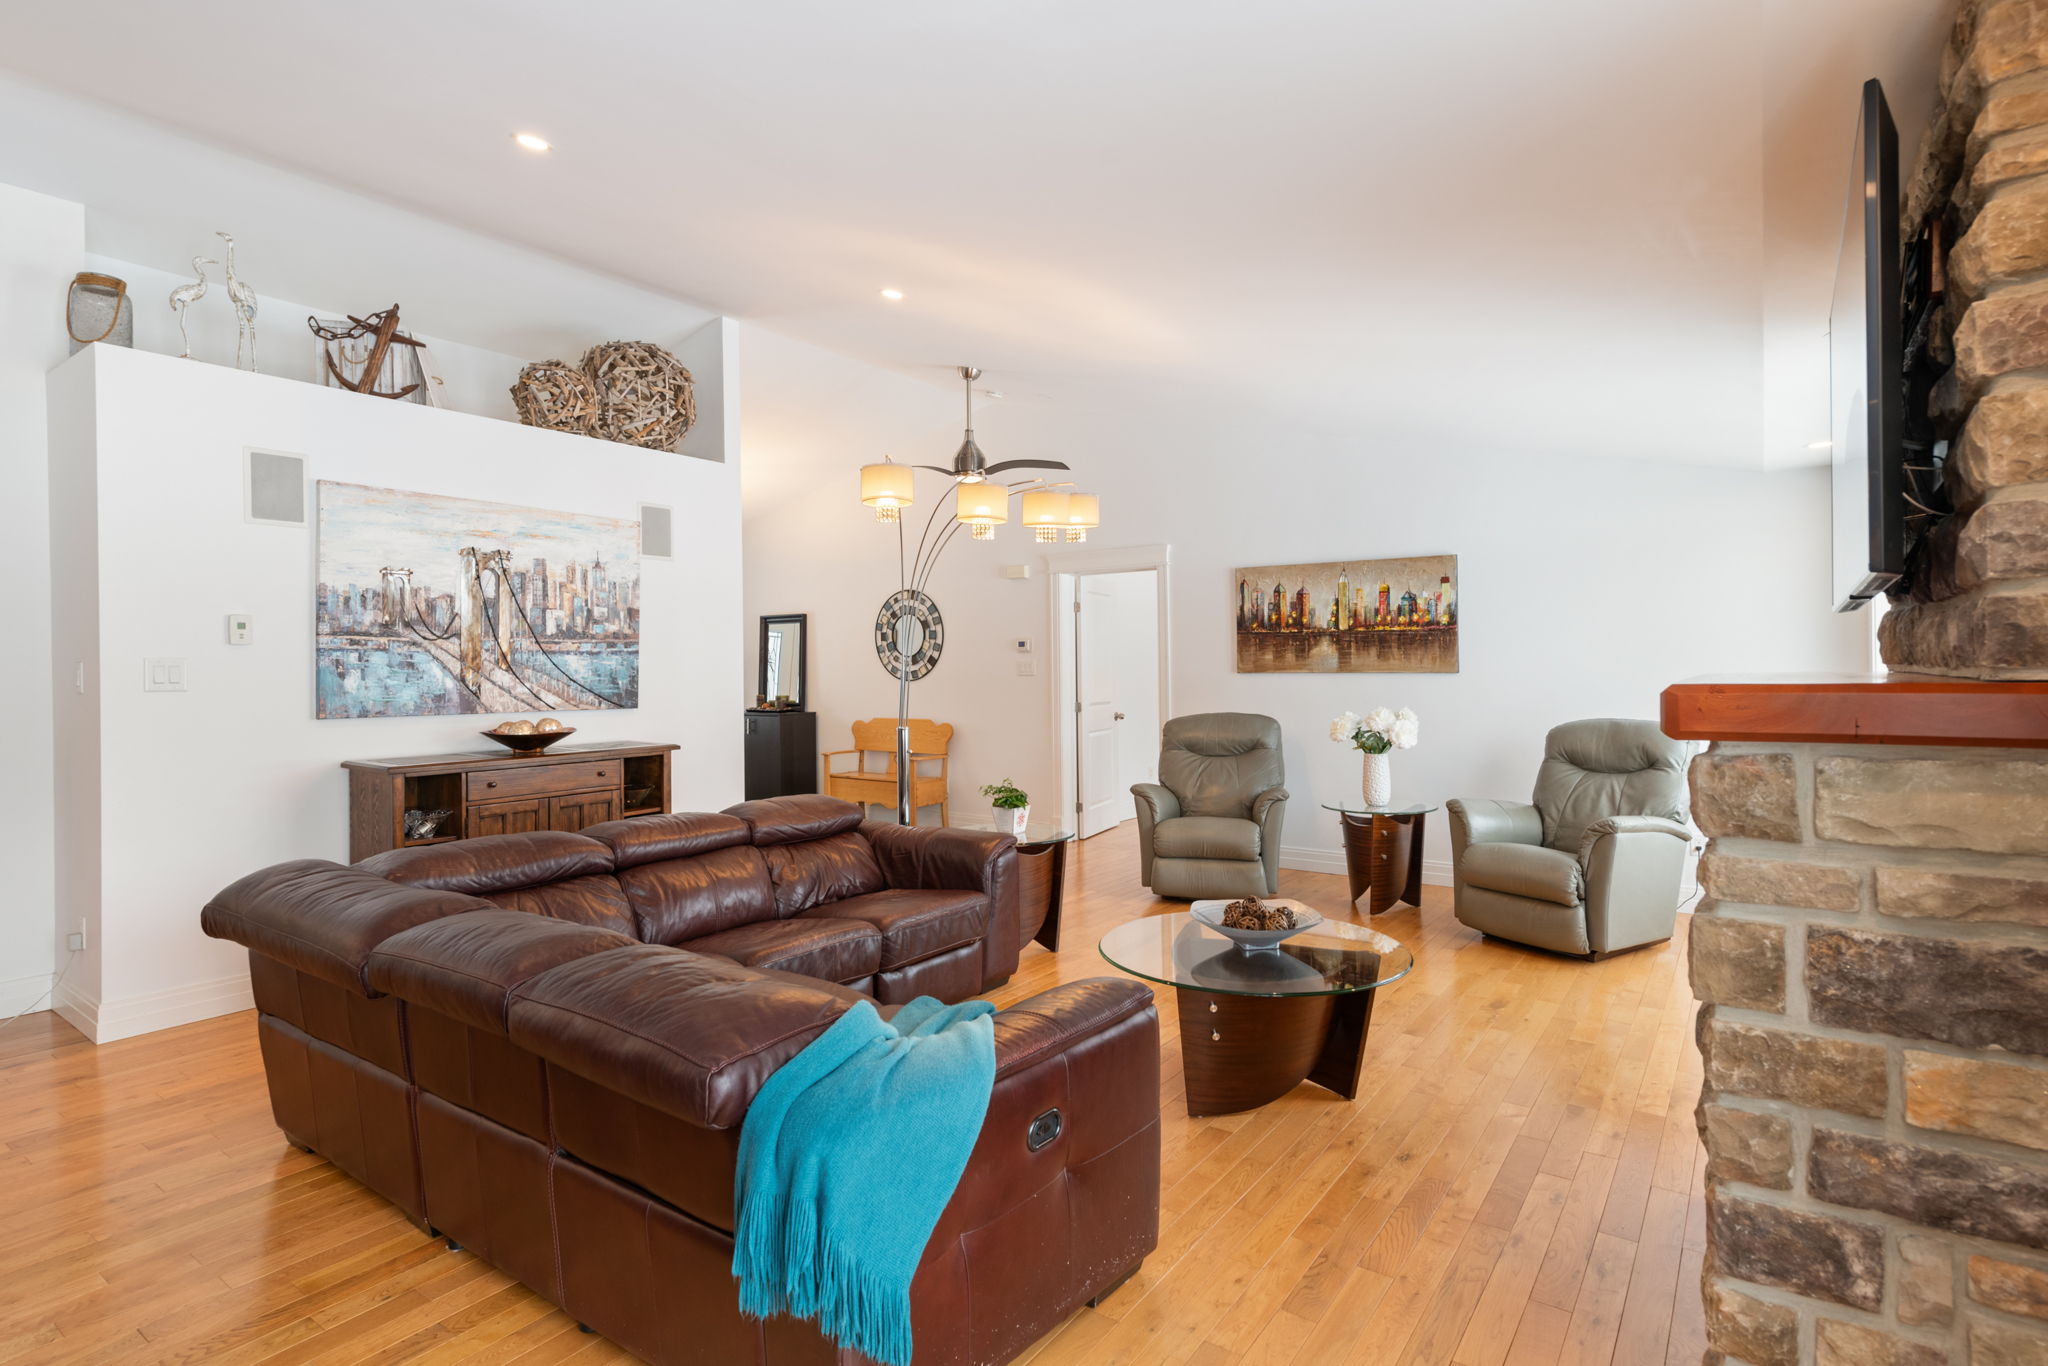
[1131,783,1181,825]
[1575,814,1691,862]
[861,822,1020,983]
[991,978,1157,1081]
[1249,785,1289,827]
[1447,798,1543,862]
[200,859,497,995]
[860,821,1013,894]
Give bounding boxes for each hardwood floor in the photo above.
[0,821,1706,1365]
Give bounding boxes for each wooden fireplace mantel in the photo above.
[1660,674,2048,749]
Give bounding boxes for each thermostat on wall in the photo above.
[1013,637,1032,653]
[226,614,253,645]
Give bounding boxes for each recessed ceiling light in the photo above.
[513,132,552,153]
[879,288,905,301]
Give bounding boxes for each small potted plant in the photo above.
[981,778,1030,837]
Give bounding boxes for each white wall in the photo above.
[741,349,1871,876]
[47,344,744,1042]
[1,184,83,1017]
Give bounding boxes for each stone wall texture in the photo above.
[1691,739,2048,1363]
[1882,0,2048,680]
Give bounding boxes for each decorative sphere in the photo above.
[534,717,565,732]
[496,720,536,735]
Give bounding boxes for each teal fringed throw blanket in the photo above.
[733,995,997,1366]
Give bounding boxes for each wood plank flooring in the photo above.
[0,821,1705,1365]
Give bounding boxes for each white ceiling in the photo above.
[0,0,1950,468]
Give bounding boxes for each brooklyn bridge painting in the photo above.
[1235,554,1459,674]
[315,481,641,719]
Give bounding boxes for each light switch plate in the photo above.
[144,658,187,692]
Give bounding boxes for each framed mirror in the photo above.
[757,613,807,709]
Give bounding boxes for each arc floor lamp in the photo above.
[858,366,1103,824]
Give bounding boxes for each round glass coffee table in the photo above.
[1099,908,1414,1116]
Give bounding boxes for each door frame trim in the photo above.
[1047,543,1172,839]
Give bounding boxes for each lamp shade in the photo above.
[955,482,1010,540]
[859,460,915,521]
[1020,488,1071,542]
[1063,492,1101,541]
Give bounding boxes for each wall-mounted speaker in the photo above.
[244,448,307,526]
[640,503,672,559]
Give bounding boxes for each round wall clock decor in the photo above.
[874,589,945,680]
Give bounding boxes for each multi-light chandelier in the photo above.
[858,367,1101,542]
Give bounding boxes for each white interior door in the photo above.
[1075,576,1124,838]
[1074,571,1160,838]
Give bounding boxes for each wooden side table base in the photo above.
[1174,985,1381,1116]
[1338,811,1427,915]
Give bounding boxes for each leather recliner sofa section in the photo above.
[200,794,1162,1366]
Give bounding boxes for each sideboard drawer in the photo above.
[467,760,620,802]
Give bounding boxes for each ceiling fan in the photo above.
[912,366,1068,483]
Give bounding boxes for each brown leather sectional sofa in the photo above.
[201,794,1161,1365]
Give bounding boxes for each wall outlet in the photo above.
[68,920,87,952]
[226,614,253,645]
[144,658,187,692]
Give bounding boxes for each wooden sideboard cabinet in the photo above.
[342,741,679,862]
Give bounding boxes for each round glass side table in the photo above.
[1320,802,1439,915]
[1100,907,1414,1116]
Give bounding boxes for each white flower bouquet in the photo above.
[1330,706,1420,755]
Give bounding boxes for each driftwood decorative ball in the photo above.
[509,360,598,434]
[581,340,697,451]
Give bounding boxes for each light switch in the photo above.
[226,614,253,645]
[144,658,187,692]
[1016,659,1036,676]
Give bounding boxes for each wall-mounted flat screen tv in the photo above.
[1830,78,1906,612]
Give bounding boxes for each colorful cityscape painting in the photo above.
[315,481,641,718]
[1235,554,1459,673]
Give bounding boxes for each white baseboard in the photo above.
[1279,846,1452,887]
[0,970,58,1020]
[57,973,252,1044]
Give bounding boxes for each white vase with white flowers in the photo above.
[1330,706,1419,808]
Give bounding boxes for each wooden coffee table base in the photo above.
[1174,984,1380,1116]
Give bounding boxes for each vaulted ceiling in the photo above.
[0,0,1951,466]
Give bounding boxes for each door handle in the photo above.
[1114,711,1126,721]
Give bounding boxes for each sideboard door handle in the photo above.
[597,770,607,777]
[486,781,497,789]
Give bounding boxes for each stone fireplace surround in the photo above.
[1666,676,2048,1365]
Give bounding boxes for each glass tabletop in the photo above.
[1099,908,1414,998]
[1320,802,1439,815]
[944,814,1075,844]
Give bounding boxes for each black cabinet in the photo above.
[744,710,818,800]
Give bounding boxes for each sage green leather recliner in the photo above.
[1447,719,1692,959]
[1133,713,1289,899]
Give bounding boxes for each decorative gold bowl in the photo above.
[481,725,576,754]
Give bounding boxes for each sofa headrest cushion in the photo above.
[360,831,614,895]
[201,859,497,996]
[723,794,865,847]
[367,910,636,1033]
[507,942,863,1130]
[582,811,753,869]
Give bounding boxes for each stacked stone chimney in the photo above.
[1882,0,2048,677]
[1687,739,2048,1364]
